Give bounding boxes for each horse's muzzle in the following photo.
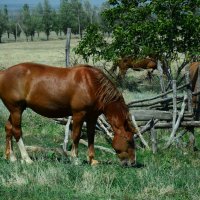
[120,159,136,167]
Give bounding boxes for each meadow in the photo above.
[0,33,200,200]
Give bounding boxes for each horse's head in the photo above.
[110,113,137,167]
[112,130,136,167]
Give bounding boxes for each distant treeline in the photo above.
[0,0,109,43]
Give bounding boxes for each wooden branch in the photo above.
[165,94,187,148]
[128,95,185,108]
[25,145,70,156]
[172,80,177,128]
[185,70,193,114]
[127,83,188,106]
[152,121,200,128]
[63,116,72,154]
[25,139,115,157]
[131,115,150,149]
[138,119,159,135]
[175,61,190,80]
[174,129,187,141]
[130,110,172,121]
[79,139,115,154]
[97,118,113,139]
[150,125,157,154]
[157,60,166,94]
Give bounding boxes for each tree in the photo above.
[8,13,22,41]
[59,0,93,36]
[59,0,71,34]
[42,0,53,40]
[76,0,200,77]
[75,24,107,63]
[0,8,7,43]
[21,4,32,41]
[32,3,43,37]
[3,5,9,38]
[52,9,60,36]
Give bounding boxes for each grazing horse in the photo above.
[185,62,200,150]
[111,56,157,78]
[189,62,200,120]
[0,62,137,166]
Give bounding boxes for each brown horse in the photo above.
[189,62,200,120]
[111,56,157,78]
[0,62,137,166]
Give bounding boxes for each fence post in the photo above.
[65,28,71,67]
[172,80,177,128]
[157,60,166,94]
[150,125,157,154]
[185,64,193,114]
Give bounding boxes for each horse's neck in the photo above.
[103,102,125,133]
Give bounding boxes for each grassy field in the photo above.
[0,35,200,200]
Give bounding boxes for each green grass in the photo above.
[1,36,200,200]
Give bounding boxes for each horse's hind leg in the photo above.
[10,110,33,164]
[5,116,17,162]
[87,117,98,165]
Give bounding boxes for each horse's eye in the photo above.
[128,140,135,147]
[115,150,121,154]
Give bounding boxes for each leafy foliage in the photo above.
[76,0,200,64]
[75,24,107,62]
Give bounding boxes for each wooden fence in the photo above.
[55,63,200,154]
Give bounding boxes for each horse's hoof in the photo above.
[10,155,17,162]
[91,159,99,166]
[4,154,17,162]
[21,158,33,164]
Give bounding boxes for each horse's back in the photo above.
[0,63,101,117]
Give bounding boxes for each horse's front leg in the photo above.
[87,117,98,165]
[5,117,17,162]
[71,112,85,160]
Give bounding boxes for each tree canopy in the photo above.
[76,0,200,65]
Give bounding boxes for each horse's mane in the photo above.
[92,67,137,134]
[94,69,123,107]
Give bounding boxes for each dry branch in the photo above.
[127,83,188,106]
[25,145,70,156]
[131,115,150,149]
[79,139,115,154]
[151,125,157,154]
[128,95,185,108]
[25,139,115,157]
[152,121,200,128]
[137,119,159,135]
[63,116,72,154]
[165,94,187,148]
[97,118,113,139]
